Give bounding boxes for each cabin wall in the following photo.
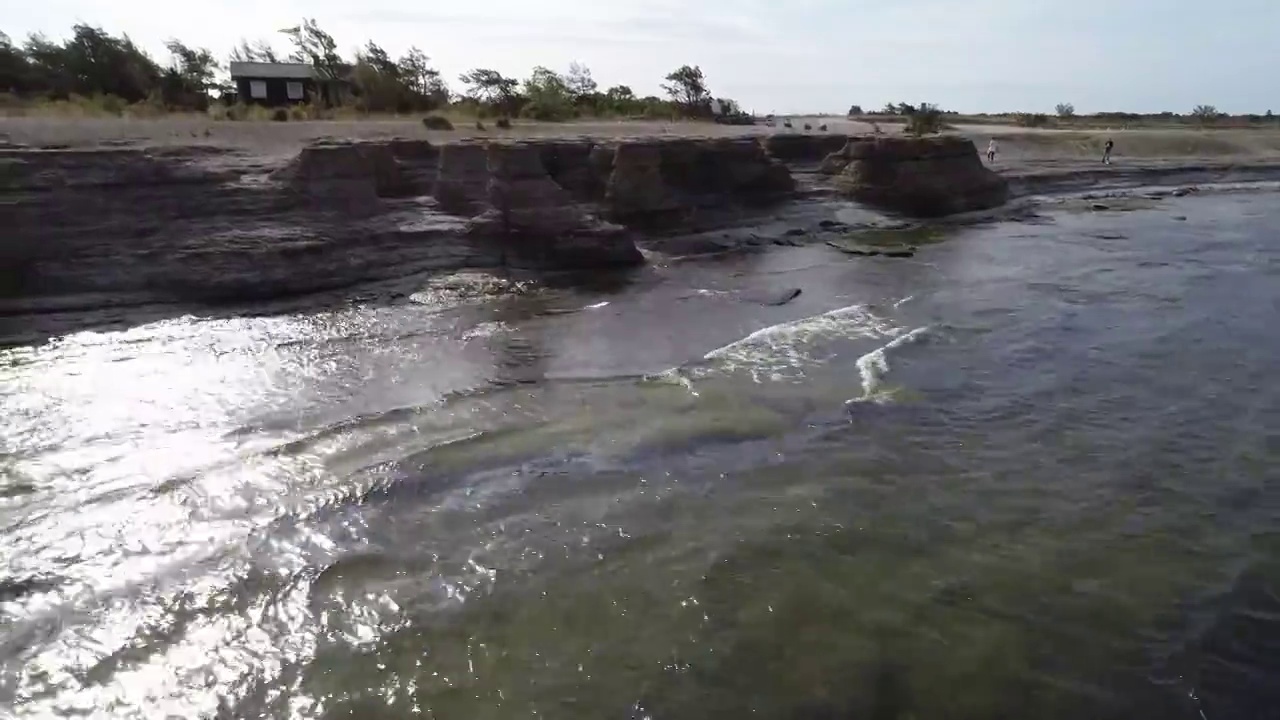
[233,77,317,107]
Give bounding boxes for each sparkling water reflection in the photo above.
[1,192,1279,718]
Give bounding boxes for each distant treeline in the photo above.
[848,103,1277,128]
[0,20,749,121]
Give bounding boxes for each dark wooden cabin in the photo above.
[228,62,350,107]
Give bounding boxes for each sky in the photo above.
[6,0,1279,115]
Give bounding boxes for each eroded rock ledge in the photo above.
[819,136,1009,217]
[0,133,1000,312]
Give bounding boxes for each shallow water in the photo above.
[2,193,1279,719]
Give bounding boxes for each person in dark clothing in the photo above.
[1103,138,1114,164]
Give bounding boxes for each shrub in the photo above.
[903,103,944,136]
[1055,102,1075,118]
[495,116,512,129]
[1013,112,1050,128]
[271,108,289,122]
[1191,104,1219,126]
[422,114,454,130]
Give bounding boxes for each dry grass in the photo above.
[4,107,1280,170]
[980,130,1280,159]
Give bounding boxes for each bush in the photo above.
[903,103,944,136]
[495,116,512,129]
[519,100,574,121]
[422,114,454,130]
[271,108,289,122]
[1013,112,1050,128]
[1055,103,1075,118]
[1191,104,1219,126]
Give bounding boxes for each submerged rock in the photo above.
[826,239,917,258]
[819,136,1009,217]
[763,287,803,306]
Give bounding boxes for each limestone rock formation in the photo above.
[467,142,641,269]
[820,136,1009,217]
[1,134,804,313]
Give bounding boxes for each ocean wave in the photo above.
[644,304,907,391]
[849,326,932,404]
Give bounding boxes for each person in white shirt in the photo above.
[987,139,999,162]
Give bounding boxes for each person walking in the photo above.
[987,138,999,162]
[1103,138,1114,165]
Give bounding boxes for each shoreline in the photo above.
[4,120,1280,344]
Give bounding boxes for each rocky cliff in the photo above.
[819,136,1009,217]
[2,135,829,312]
[0,132,1009,314]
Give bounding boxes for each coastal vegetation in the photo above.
[2,20,1274,129]
[0,20,738,122]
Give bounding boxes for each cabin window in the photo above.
[287,82,304,100]
[249,80,267,100]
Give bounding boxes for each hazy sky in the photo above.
[7,0,1279,114]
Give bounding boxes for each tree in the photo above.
[661,64,710,115]
[1191,104,1219,125]
[564,61,597,99]
[165,40,219,95]
[1055,102,1075,118]
[60,24,161,103]
[459,68,520,114]
[397,47,447,105]
[229,39,280,63]
[881,102,897,114]
[521,66,575,120]
[357,41,398,78]
[903,102,944,136]
[847,104,864,117]
[0,31,35,94]
[279,18,343,79]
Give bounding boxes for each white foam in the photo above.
[698,304,901,384]
[850,326,931,404]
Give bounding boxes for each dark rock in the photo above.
[1173,215,1187,221]
[783,227,807,237]
[1091,202,1111,210]
[817,219,848,230]
[421,115,454,130]
[1,135,806,314]
[764,287,802,305]
[602,138,794,228]
[821,136,1008,217]
[826,239,916,257]
[467,143,641,269]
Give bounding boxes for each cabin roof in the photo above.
[228,62,315,79]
